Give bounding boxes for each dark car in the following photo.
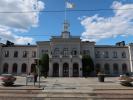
[0,74,16,86]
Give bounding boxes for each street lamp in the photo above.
[34,58,40,88]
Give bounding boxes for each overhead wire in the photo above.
[0,8,133,13]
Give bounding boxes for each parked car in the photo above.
[0,74,16,86]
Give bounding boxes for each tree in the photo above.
[39,54,49,77]
[82,55,94,77]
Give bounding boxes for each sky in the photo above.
[0,0,133,45]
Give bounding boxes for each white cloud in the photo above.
[0,26,33,44]
[80,1,133,41]
[0,0,44,44]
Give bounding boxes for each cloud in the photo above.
[0,0,44,44]
[0,26,33,44]
[80,1,133,41]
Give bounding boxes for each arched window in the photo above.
[21,63,27,73]
[122,63,127,74]
[73,63,79,77]
[63,63,69,77]
[53,63,59,77]
[113,63,119,75]
[95,63,101,74]
[3,63,8,73]
[104,63,110,74]
[12,63,17,73]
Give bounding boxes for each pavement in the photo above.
[0,76,133,100]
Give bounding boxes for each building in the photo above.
[0,21,133,77]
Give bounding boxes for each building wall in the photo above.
[128,43,133,72]
[0,41,133,76]
[0,45,37,75]
[95,46,130,75]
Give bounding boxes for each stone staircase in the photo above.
[0,88,133,100]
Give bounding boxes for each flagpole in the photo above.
[64,0,67,21]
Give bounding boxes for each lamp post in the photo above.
[34,58,40,88]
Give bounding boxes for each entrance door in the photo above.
[53,63,59,77]
[73,63,79,77]
[63,63,69,77]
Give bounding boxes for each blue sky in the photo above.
[0,0,133,45]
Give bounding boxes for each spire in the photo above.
[62,20,70,38]
[63,20,69,32]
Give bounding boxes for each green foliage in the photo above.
[82,55,94,77]
[39,54,49,77]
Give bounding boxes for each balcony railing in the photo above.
[50,54,82,59]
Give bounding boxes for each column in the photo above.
[27,62,31,74]
[8,63,12,74]
[48,62,53,77]
[110,63,113,75]
[119,63,122,75]
[59,62,63,77]
[79,61,82,77]
[18,63,21,75]
[69,62,73,77]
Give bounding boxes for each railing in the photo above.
[49,54,82,59]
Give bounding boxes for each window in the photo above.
[42,50,48,54]
[113,63,119,75]
[3,63,8,73]
[95,51,100,58]
[83,50,90,55]
[103,51,109,58]
[32,51,36,58]
[72,48,77,56]
[95,63,101,74]
[122,63,127,74]
[12,63,17,73]
[63,48,69,56]
[21,63,27,73]
[23,51,27,58]
[122,51,126,58]
[4,51,9,57]
[54,48,60,55]
[113,51,117,58]
[14,51,18,58]
[104,63,110,74]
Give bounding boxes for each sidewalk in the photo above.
[0,76,130,90]
[0,77,133,100]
